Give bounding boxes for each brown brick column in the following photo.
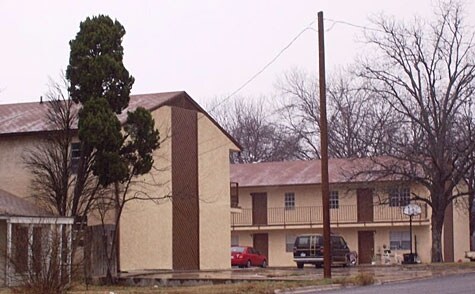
[171,107,199,270]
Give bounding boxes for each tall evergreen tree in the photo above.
[66,15,160,283]
[66,15,134,114]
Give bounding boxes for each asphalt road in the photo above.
[321,272,475,294]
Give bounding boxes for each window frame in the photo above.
[70,142,81,174]
[389,231,411,250]
[389,186,410,207]
[284,192,295,210]
[329,190,339,209]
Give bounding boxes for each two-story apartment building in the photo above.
[0,91,240,286]
[230,159,469,266]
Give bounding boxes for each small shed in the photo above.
[0,189,73,286]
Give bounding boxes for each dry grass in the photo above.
[63,280,327,294]
[333,272,375,286]
[0,275,368,294]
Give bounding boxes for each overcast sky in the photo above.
[1,0,474,107]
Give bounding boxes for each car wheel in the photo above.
[246,260,251,268]
[297,262,304,269]
[315,263,322,268]
[261,260,267,268]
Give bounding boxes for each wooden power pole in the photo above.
[318,11,331,279]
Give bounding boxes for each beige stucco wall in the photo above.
[237,181,431,210]
[0,135,39,199]
[198,113,239,270]
[119,106,173,271]
[120,108,238,271]
[452,197,470,262]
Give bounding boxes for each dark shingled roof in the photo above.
[0,189,53,217]
[0,91,241,149]
[230,157,392,187]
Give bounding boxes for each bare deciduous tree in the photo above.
[23,77,99,224]
[23,77,102,282]
[359,1,475,262]
[209,98,302,163]
[275,69,320,159]
[276,68,396,159]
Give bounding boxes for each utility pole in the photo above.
[318,11,331,279]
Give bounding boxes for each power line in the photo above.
[210,18,380,112]
[211,15,464,113]
[209,17,319,112]
[324,18,384,33]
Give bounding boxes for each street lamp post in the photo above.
[403,203,422,263]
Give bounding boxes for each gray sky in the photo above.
[1,0,474,106]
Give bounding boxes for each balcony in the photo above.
[231,203,429,228]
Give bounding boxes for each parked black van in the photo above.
[293,234,353,268]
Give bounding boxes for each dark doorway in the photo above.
[357,189,373,222]
[358,231,375,264]
[253,233,269,265]
[252,193,268,225]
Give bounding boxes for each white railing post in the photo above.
[6,221,12,286]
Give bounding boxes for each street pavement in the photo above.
[320,271,475,294]
[118,263,475,290]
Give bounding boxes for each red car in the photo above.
[231,246,267,268]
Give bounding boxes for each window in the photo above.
[230,182,239,208]
[231,234,239,246]
[389,231,411,250]
[284,192,295,210]
[330,191,339,209]
[331,236,348,249]
[71,142,81,173]
[286,234,296,252]
[389,187,410,207]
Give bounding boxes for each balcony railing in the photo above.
[231,204,428,227]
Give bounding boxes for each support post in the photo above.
[28,225,33,273]
[6,222,12,286]
[58,224,63,279]
[409,215,413,255]
[318,10,331,279]
[67,224,72,283]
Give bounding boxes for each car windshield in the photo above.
[231,247,245,253]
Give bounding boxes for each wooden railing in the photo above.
[231,203,428,227]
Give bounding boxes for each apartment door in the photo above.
[358,231,375,264]
[357,188,373,222]
[253,233,269,265]
[252,193,268,225]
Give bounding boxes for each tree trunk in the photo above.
[431,211,445,262]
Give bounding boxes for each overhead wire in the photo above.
[208,17,388,111]
[208,17,319,112]
[202,17,384,157]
